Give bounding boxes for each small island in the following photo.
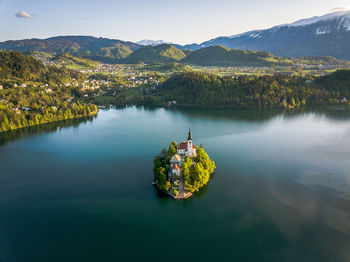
[153,129,215,199]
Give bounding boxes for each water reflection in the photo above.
[0,115,96,146]
[170,105,350,122]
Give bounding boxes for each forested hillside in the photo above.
[0,36,140,63]
[181,45,350,67]
[124,44,186,64]
[0,51,45,79]
[0,51,97,133]
[137,70,350,109]
[182,46,276,67]
[2,36,350,68]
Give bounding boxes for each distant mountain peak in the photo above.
[285,10,350,27]
[192,10,350,60]
[226,10,350,39]
[136,39,171,46]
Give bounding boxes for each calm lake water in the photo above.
[1,107,350,262]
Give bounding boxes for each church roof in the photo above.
[178,142,187,150]
[178,142,196,150]
[170,154,182,163]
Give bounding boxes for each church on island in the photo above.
[176,128,196,158]
[153,127,215,199]
[169,129,196,186]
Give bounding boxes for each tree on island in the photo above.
[153,141,178,193]
[182,147,216,193]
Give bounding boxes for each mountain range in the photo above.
[0,36,140,63]
[179,10,350,60]
[1,10,350,63]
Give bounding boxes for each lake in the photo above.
[0,106,350,262]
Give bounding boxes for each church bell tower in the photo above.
[187,128,193,157]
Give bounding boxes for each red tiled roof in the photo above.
[178,142,195,150]
[171,163,181,171]
[178,142,187,150]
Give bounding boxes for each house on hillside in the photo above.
[170,163,181,177]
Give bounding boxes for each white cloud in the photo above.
[330,7,349,12]
[15,11,34,19]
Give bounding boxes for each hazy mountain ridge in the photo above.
[123,44,186,64]
[121,44,350,67]
[181,45,350,67]
[194,10,350,60]
[0,36,141,63]
[2,39,349,68]
[1,11,350,61]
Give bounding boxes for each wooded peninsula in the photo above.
[0,51,97,133]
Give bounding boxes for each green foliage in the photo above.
[158,63,192,72]
[154,70,350,109]
[181,45,350,67]
[43,65,84,84]
[0,84,98,132]
[182,46,274,67]
[124,44,186,64]
[0,51,84,84]
[168,141,178,155]
[0,36,140,64]
[0,51,98,133]
[0,51,45,79]
[183,147,216,193]
[153,141,178,193]
[314,70,350,98]
[52,53,97,69]
[94,43,133,59]
[181,157,193,183]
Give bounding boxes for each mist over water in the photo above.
[0,107,349,262]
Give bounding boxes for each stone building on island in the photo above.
[176,128,196,158]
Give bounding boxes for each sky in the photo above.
[1,0,350,44]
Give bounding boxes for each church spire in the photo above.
[188,128,192,141]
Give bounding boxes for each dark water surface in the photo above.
[0,107,350,262]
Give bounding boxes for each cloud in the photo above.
[15,11,34,19]
[330,7,349,12]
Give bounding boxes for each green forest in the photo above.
[0,51,97,133]
[181,147,216,193]
[153,142,177,193]
[134,70,350,109]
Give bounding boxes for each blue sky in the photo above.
[1,0,350,44]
